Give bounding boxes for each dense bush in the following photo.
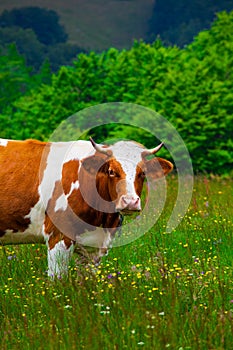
[0,12,232,174]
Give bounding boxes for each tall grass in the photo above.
[1,177,232,349]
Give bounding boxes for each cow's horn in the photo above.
[142,143,163,157]
[90,137,113,156]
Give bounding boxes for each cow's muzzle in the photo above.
[116,195,141,212]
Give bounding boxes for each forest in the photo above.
[0,11,233,175]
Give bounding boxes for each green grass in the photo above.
[1,176,233,349]
[0,0,153,50]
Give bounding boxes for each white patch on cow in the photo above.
[75,228,112,266]
[39,142,70,207]
[0,138,8,147]
[76,227,112,249]
[24,200,46,234]
[64,140,95,163]
[69,180,79,192]
[54,180,79,212]
[55,193,68,212]
[47,240,74,278]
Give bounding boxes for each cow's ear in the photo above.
[145,157,173,179]
[81,155,107,176]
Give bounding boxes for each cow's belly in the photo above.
[0,200,46,245]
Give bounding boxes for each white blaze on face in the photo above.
[109,141,144,210]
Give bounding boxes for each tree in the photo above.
[148,0,233,46]
[0,7,68,45]
[0,26,45,71]
[0,24,85,72]
[0,43,52,138]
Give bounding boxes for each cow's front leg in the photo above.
[43,214,75,278]
[47,238,74,278]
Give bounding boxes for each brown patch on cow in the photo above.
[94,158,128,207]
[80,156,128,211]
[44,213,74,250]
[0,139,50,235]
[61,159,79,195]
[135,162,146,197]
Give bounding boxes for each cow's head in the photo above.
[80,138,173,213]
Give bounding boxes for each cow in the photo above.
[0,137,173,277]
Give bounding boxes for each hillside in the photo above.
[0,0,154,51]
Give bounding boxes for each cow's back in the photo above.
[0,139,49,238]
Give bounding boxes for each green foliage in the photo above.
[0,26,46,71]
[0,44,36,112]
[0,12,233,173]
[0,44,52,138]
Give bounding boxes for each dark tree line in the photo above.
[148,0,233,46]
[0,7,86,72]
[0,7,68,45]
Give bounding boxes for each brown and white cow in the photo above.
[0,137,173,277]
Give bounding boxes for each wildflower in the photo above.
[158,311,165,316]
[7,254,17,260]
[100,310,110,315]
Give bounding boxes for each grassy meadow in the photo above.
[1,176,233,349]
